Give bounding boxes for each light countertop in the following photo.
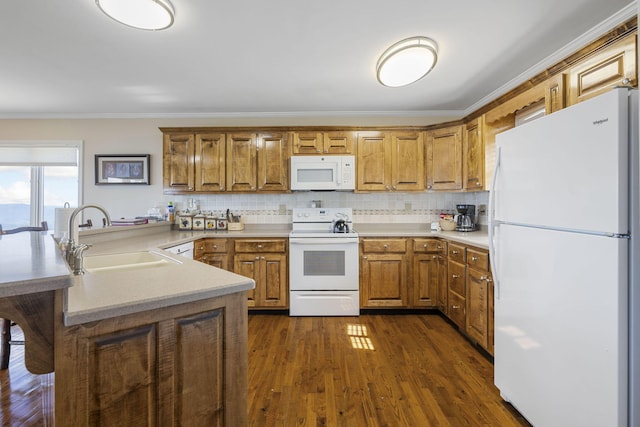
[0,231,71,297]
[2,222,487,327]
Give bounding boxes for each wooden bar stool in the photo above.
[0,221,48,369]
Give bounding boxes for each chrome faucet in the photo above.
[66,204,112,275]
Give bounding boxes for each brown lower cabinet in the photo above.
[233,239,288,309]
[55,291,248,427]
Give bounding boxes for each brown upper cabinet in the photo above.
[463,116,484,191]
[356,131,425,192]
[163,133,195,193]
[164,131,289,194]
[292,131,354,155]
[426,125,463,191]
[227,132,289,192]
[566,33,637,106]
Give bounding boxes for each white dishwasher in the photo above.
[164,241,194,259]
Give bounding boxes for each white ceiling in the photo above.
[0,0,635,119]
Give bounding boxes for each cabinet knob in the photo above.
[452,250,459,254]
[486,277,493,283]
[363,256,368,260]
[392,185,397,190]
[471,256,478,261]
[432,255,437,259]
[476,181,481,186]
[324,149,328,153]
[479,275,487,281]
[213,245,217,249]
[452,274,459,279]
[452,305,460,310]
[383,244,388,249]
[255,256,260,260]
[427,185,432,189]
[437,245,442,249]
[317,148,321,153]
[199,246,204,250]
[261,256,265,260]
[251,187,256,190]
[385,185,390,190]
[622,77,631,85]
[257,244,263,248]
[221,187,225,191]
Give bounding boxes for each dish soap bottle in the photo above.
[167,202,175,222]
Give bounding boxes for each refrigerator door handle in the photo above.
[489,146,501,300]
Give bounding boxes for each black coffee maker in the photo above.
[455,204,476,232]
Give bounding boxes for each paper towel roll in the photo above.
[54,206,75,239]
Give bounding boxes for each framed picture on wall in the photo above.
[95,154,150,185]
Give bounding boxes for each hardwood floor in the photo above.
[1,313,530,426]
[248,312,530,426]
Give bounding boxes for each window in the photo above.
[0,141,82,231]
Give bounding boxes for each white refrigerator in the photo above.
[490,88,638,427]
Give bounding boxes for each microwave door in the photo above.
[292,162,338,190]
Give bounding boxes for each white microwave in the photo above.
[290,155,355,191]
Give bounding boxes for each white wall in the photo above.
[0,116,486,226]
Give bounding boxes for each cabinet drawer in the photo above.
[194,239,228,256]
[362,239,406,253]
[413,239,446,253]
[448,244,466,263]
[467,248,489,271]
[448,291,466,329]
[234,239,286,253]
[448,261,466,296]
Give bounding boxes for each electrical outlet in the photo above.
[405,202,412,212]
[478,204,487,215]
[279,204,287,215]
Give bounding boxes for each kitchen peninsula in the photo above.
[0,225,255,426]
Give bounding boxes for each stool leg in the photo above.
[1,318,11,369]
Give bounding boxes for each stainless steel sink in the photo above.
[83,251,180,273]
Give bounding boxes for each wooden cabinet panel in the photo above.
[174,309,225,426]
[55,293,248,427]
[448,261,466,297]
[391,131,426,191]
[324,131,354,154]
[448,291,466,329]
[360,253,408,307]
[448,243,466,264]
[413,238,446,253]
[195,238,230,271]
[426,125,463,191]
[292,131,354,154]
[567,33,637,105]
[226,133,257,192]
[163,133,195,193]
[86,325,158,426]
[233,239,288,308]
[463,117,484,191]
[356,131,391,191]
[412,254,438,307]
[292,131,323,154]
[361,238,406,253]
[196,133,226,192]
[466,267,489,348]
[467,248,489,271]
[436,255,448,312]
[257,132,289,192]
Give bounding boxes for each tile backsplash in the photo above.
[165,191,489,226]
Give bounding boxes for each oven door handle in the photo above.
[289,237,359,245]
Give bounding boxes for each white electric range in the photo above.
[289,208,359,316]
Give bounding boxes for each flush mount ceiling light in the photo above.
[95,0,175,31]
[376,36,438,87]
